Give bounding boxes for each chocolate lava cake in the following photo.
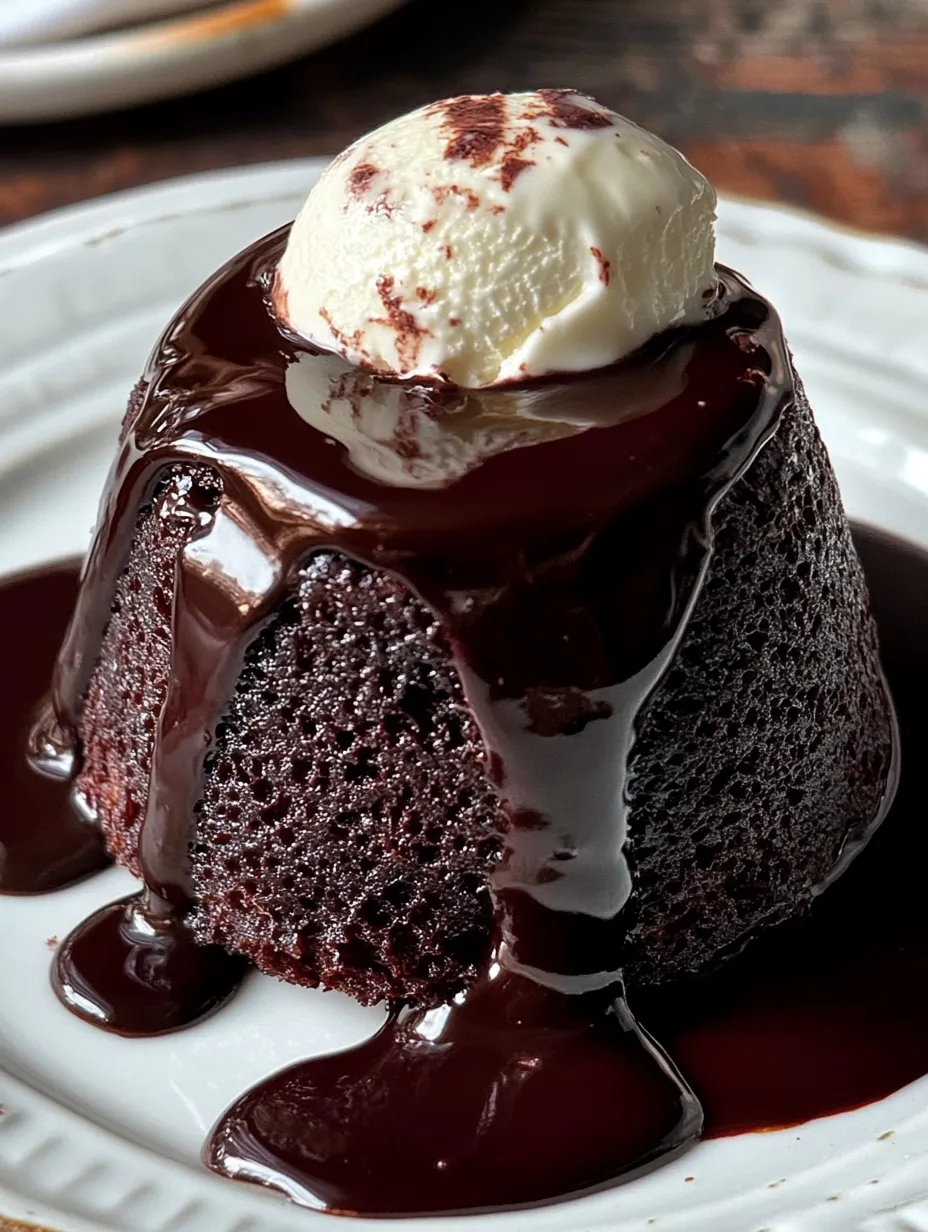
[57,235,894,1008]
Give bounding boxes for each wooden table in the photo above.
[0,0,926,239]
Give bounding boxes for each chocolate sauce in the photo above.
[53,891,245,1036]
[0,563,109,894]
[21,228,897,1212]
[207,528,928,1214]
[1,532,922,1214]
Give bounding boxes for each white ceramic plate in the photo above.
[0,0,407,123]
[1,164,927,1232]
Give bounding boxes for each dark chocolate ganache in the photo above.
[5,227,899,1214]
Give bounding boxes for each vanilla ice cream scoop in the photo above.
[275,90,717,389]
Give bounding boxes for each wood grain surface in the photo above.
[0,0,925,238]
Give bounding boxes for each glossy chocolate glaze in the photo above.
[209,971,698,1215]
[25,227,886,1212]
[53,892,245,1036]
[1,530,920,1215]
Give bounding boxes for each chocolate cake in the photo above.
[30,92,898,1215]
[71,358,892,1006]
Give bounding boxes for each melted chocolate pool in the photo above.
[0,528,923,1215]
[0,564,109,894]
[209,971,699,1214]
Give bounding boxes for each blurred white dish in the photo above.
[0,0,408,122]
[0,163,927,1232]
[0,0,207,47]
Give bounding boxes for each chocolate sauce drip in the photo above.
[643,526,928,1135]
[47,470,251,1031]
[53,891,245,1036]
[208,970,699,1215]
[0,564,109,894]
[29,228,888,1209]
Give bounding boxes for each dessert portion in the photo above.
[29,91,896,1215]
